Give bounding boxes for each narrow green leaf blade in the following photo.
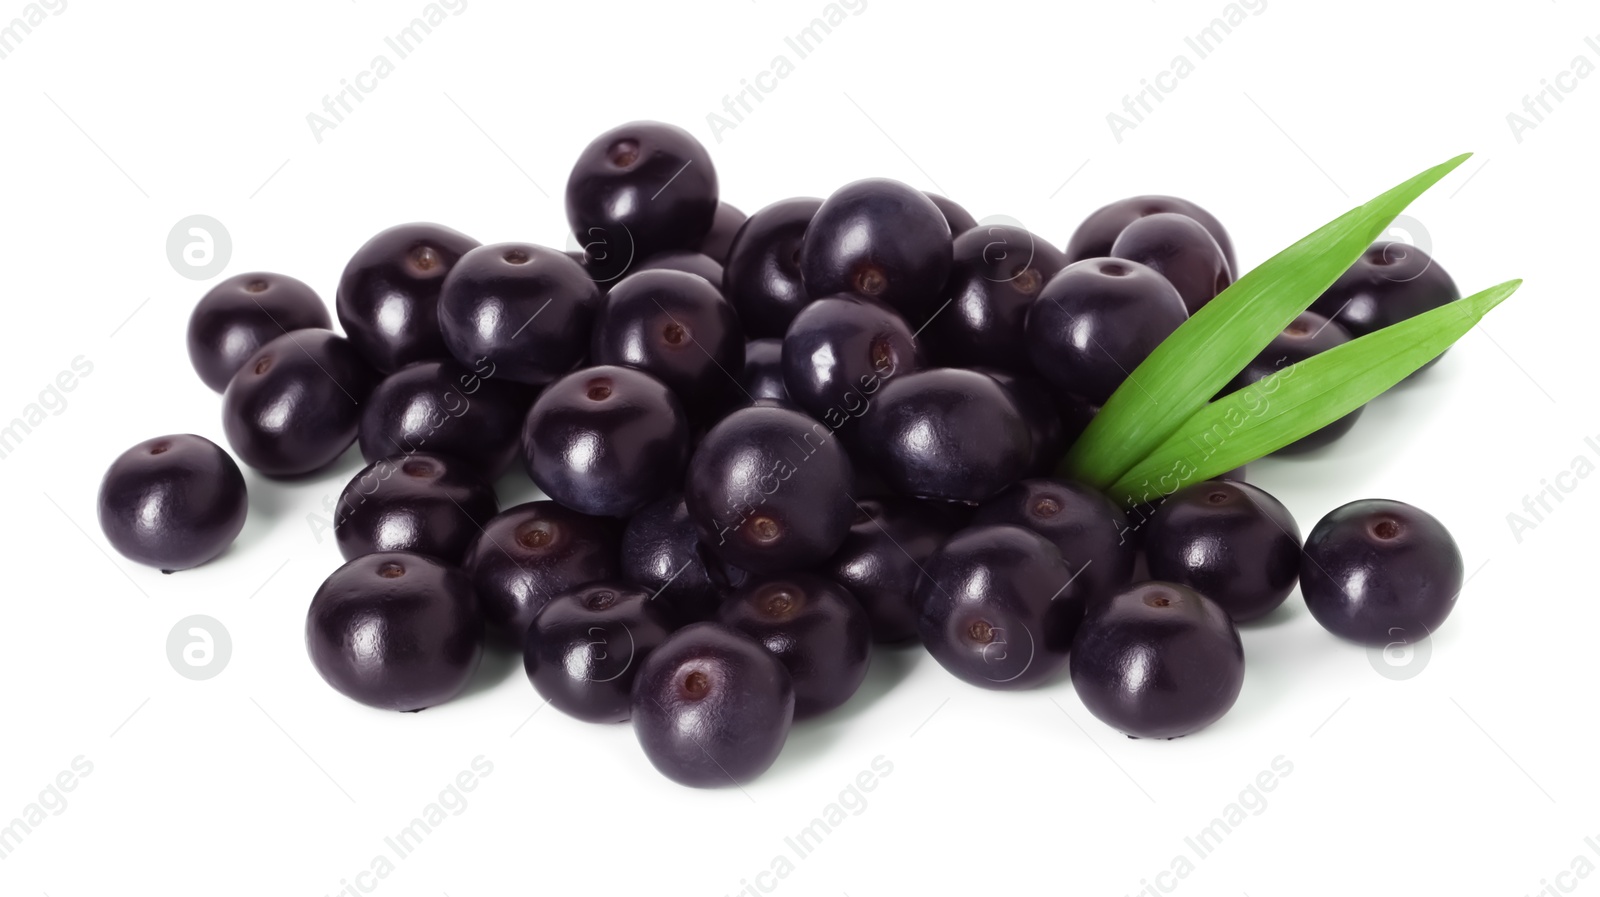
[1105,279,1521,505]
[1059,153,1473,488]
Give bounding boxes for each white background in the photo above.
[0,1,1593,895]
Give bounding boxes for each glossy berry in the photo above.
[334,452,498,565]
[1310,242,1460,339]
[637,251,724,287]
[738,339,790,407]
[187,272,331,393]
[630,622,794,787]
[1223,311,1361,453]
[358,358,533,480]
[566,121,719,283]
[1070,581,1245,739]
[1026,258,1189,405]
[685,404,855,574]
[722,197,822,338]
[927,225,1067,371]
[1301,499,1463,646]
[1111,212,1232,315]
[980,370,1067,478]
[972,478,1135,603]
[699,201,747,264]
[521,365,689,518]
[97,434,247,572]
[621,494,725,626]
[222,329,379,477]
[799,178,952,322]
[916,524,1084,689]
[438,242,601,387]
[781,295,921,426]
[926,193,978,236]
[591,269,742,409]
[718,575,871,718]
[822,497,953,643]
[463,501,621,641]
[857,368,1031,504]
[524,582,675,723]
[1145,480,1301,623]
[336,223,479,373]
[306,552,483,712]
[1065,195,1237,275]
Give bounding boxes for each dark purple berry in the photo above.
[1223,310,1361,453]
[857,368,1031,504]
[699,201,747,264]
[1110,212,1233,315]
[524,582,675,723]
[336,223,479,373]
[1065,195,1237,275]
[1301,499,1462,646]
[590,269,742,410]
[621,494,725,626]
[928,225,1067,371]
[566,121,718,282]
[1145,480,1301,622]
[437,242,601,388]
[1026,258,1189,405]
[979,369,1067,478]
[97,434,247,572]
[187,272,331,393]
[630,622,794,787]
[822,497,953,643]
[717,574,871,718]
[722,197,822,338]
[334,452,498,565]
[916,524,1084,689]
[521,365,689,518]
[463,501,621,641]
[222,329,379,477]
[306,551,483,712]
[926,192,978,236]
[358,359,534,479]
[685,404,855,574]
[738,339,791,407]
[972,478,1135,602]
[1311,242,1459,339]
[781,295,921,426]
[800,178,952,322]
[1070,581,1245,738]
[637,251,724,287]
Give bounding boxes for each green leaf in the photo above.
[1059,153,1473,489]
[1105,278,1521,504]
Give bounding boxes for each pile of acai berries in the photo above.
[95,121,1467,787]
